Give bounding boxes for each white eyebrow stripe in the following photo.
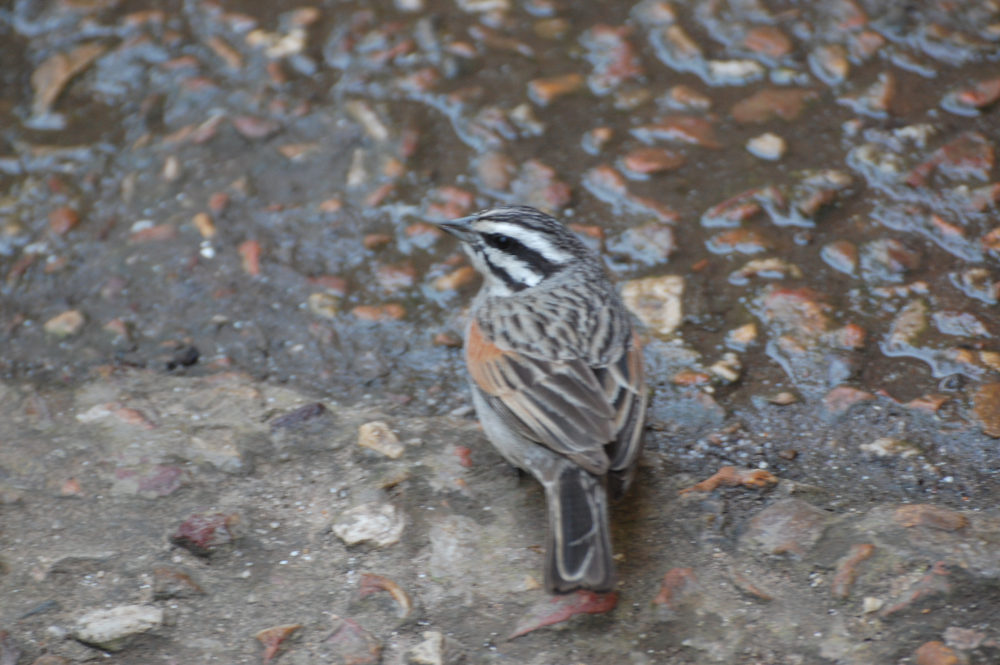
[475,220,574,264]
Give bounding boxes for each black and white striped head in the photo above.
[439,206,592,296]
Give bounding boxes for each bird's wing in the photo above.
[466,318,645,476]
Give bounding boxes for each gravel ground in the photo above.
[1,0,999,663]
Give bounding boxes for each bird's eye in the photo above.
[493,235,513,249]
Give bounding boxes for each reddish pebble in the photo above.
[914,641,960,665]
[256,624,301,664]
[653,567,698,607]
[170,512,239,557]
[743,26,792,59]
[351,304,406,321]
[622,147,685,175]
[208,192,229,214]
[527,73,585,106]
[232,115,280,139]
[238,239,261,276]
[49,206,80,235]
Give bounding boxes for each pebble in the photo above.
[742,498,831,557]
[972,383,1000,437]
[620,275,684,337]
[357,421,405,459]
[43,309,85,337]
[73,605,164,652]
[48,206,80,235]
[914,640,960,665]
[527,73,584,106]
[746,132,785,160]
[860,437,920,459]
[332,503,404,547]
[307,292,339,319]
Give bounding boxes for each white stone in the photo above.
[746,132,786,160]
[358,421,404,459]
[409,631,445,665]
[333,503,404,547]
[621,275,684,337]
[73,604,164,651]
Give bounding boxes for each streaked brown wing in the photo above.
[466,319,645,476]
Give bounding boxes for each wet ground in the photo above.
[1,0,999,663]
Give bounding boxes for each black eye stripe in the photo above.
[483,233,516,251]
[481,232,559,278]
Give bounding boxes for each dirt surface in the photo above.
[1,0,1000,663]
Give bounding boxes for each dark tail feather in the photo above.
[543,464,615,593]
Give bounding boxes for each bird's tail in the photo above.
[543,463,615,593]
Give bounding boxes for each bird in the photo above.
[438,205,647,593]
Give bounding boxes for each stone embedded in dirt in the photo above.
[706,228,769,255]
[582,164,678,222]
[270,402,328,430]
[620,147,685,176]
[113,464,186,498]
[473,151,516,192]
[879,562,952,619]
[325,616,381,665]
[580,24,643,95]
[943,76,1000,115]
[742,498,832,557]
[351,304,406,321]
[72,604,163,652]
[679,466,777,495]
[357,421,404,459]
[839,71,895,117]
[972,383,1000,437]
[255,624,301,664]
[31,42,107,118]
[743,26,792,59]
[730,88,817,124]
[307,292,340,319]
[608,222,675,265]
[376,262,417,291]
[809,44,849,84]
[43,309,85,337]
[729,257,802,285]
[943,627,986,651]
[830,543,875,599]
[726,323,758,351]
[509,159,572,214]
[652,567,699,611]
[913,641,960,665]
[631,115,721,148]
[820,240,858,274]
[746,132,786,160]
[48,206,80,235]
[408,630,465,665]
[581,126,613,155]
[433,265,477,291]
[860,437,920,459]
[238,239,261,276]
[152,566,206,600]
[906,131,995,187]
[894,505,969,532]
[333,503,404,547]
[170,512,239,557]
[527,72,584,106]
[932,310,990,338]
[620,275,683,337]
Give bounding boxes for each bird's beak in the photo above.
[437,215,477,242]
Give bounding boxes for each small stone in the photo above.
[914,641,960,665]
[608,222,675,264]
[679,466,777,495]
[620,275,684,337]
[821,240,858,274]
[408,630,463,665]
[358,421,404,459]
[746,132,786,160]
[769,392,798,405]
[325,616,382,665]
[860,437,919,458]
[621,147,685,175]
[73,605,163,652]
[830,543,875,599]
[652,567,699,608]
[474,152,516,191]
[725,323,757,350]
[527,73,585,106]
[152,566,206,599]
[862,596,884,613]
[706,228,769,255]
[943,626,986,651]
[308,292,339,319]
[256,624,301,664]
[170,513,239,557]
[351,304,406,321]
[631,115,721,148]
[809,44,849,84]
[743,26,792,59]
[192,212,216,238]
[49,206,80,235]
[731,89,816,124]
[894,505,968,531]
[823,386,874,415]
[742,498,831,557]
[333,503,404,547]
[43,309,85,337]
[433,266,477,291]
[581,126,614,155]
[973,383,1000,437]
[238,239,261,276]
[709,352,741,383]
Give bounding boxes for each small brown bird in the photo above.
[439,205,647,593]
